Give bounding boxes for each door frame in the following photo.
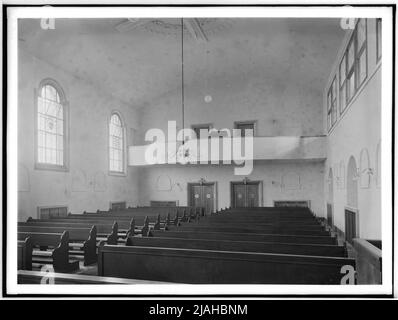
[187,181,218,213]
[230,180,263,207]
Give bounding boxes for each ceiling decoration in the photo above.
[115,18,233,42]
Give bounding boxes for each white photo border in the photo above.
[5,3,394,297]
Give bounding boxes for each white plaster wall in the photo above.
[17,48,141,221]
[138,161,325,217]
[134,20,336,218]
[324,19,381,239]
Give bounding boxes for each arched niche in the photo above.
[347,156,359,208]
[156,174,172,191]
[18,164,30,192]
[281,172,300,190]
[359,148,371,188]
[376,141,381,188]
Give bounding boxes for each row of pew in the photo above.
[18,206,200,274]
[97,207,356,284]
[18,206,356,284]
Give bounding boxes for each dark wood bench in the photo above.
[86,207,199,221]
[17,231,79,273]
[125,236,346,257]
[17,270,172,284]
[23,220,120,244]
[169,224,330,236]
[78,211,189,225]
[187,218,325,231]
[69,213,173,229]
[149,230,337,245]
[18,225,97,265]
[18,237,33,270]
[39,214,165,233]
[206,213,317,222]
[98,244,355,284]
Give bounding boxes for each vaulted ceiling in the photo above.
[19,18,346,109]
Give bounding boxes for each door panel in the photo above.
[231,182,260,208]
[190,185,203,209]
[246,184,259,207]
[188,183,216,214]
[203,185,214,215]
[233,184,246,207]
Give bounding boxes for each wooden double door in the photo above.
[231,181,261,208]
[188,182,216,215]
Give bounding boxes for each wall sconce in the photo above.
[353,167,374,181]
[362,167,374,175]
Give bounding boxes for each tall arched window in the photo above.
[36,79,68,170]
[109,112,125,174]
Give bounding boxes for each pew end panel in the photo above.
[106,222,119,245]
[82,225,98,266]
[51,231,80,273]
[18,237,33,270]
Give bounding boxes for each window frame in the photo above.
[355,18,368,90]
[333,18,368,127]
[191,123,213,139]
[327,76,337,131]
[376,18,382,63]
[339,53,347,114]
[34,78,69,172]
[345,31,356,105]
[233,120,257,137]
[108,111,127,176]
[344,18,368,107]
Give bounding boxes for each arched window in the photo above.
[36,79,68,170]
[109,112,125,174]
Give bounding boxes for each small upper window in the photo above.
[355,18,367,88]
[327,76,337,131]
[339,53,347,114]
[191,124,211,139]
[109,113,125,174]
[36,79,68,170]
[234,121,256,137]
[376,18,382,62]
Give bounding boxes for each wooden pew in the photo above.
[18,225,97,265]
[18,270,172,284]
[149,230,337,245]
[38,212,177,234]
[125,236,347,257]
[201,217,322,226]
[208,214,318,221]
[87,207,199,220]
[77,211,187,225]
[188,220,326,231]
[24,215,155,240]
[98,244,355,284]
[23,220,120,245]
[168,224,330,236]
[17,231,79,273]
[18,237,33,270]
[44,214,167,231]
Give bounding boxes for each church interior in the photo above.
[15,17,382,286]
